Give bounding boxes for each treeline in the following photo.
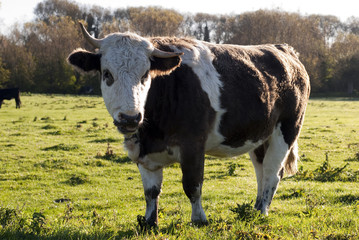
[1,0,359,95]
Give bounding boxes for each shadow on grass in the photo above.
[42,144,80,151]
[337,194,359,204]
[89,137,119,143]
[96,154,132,164]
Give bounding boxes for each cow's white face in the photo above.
[99,33,153,133]
[68,24,182,135]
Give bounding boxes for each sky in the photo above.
[1,0,359,34]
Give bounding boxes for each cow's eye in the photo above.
[103,70,114,86]
[141,70,149,85]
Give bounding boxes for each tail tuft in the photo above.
[284,141,299,176]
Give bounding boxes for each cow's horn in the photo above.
[152,48,183,58]
[79,22,102,48]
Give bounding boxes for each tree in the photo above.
[25,16,83,93]
[85,5,113,38]
[180,13,219,41]
[0,28,36,90]
[127,7,183,36]
[335,53,359,94]
[34,0,82,23]
[331,33,359,94]
[1,39,35,90]
[346,17,359,35]
[0,57,10,88]
[309,15,343,46]
[331,33,359,60]
[203,24,210,42]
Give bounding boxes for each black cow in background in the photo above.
[0,88,21,109]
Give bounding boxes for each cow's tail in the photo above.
[284,140,299,176]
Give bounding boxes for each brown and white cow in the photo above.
[68,23,310,227]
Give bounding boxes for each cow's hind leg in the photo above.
[249,141,268,209]
[138,164,163,227]
[256,124,292,215]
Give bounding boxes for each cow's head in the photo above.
[68,23,182,135]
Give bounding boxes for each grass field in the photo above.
[0,94,358,239]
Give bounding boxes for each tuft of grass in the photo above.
[302,193,326,216]
[345,152,359,162]
[227,163,236,176]
[95,143,132,163]
[295,153,359,182]
[41,124,57,130]
[280,188,306,200]
[337,194,359,204]
[44,130,62,135]
[0,207,18,227]
[323,233,358,240]
[40,117,52,122]
[29,212,48,235]
[230,201,268,225]
[0,206,27,230]
[90,137,119,143]
[64,174,89,186]
[42,143,80,151]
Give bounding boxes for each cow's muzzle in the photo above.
[114,113,142,134]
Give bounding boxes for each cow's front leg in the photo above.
[180,144,207,224]
[138,164,163,227]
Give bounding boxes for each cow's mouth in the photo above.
[113,119,138,134]
[118,126,138,134]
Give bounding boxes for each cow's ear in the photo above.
[150,56,181,76]
[67,49,101,72]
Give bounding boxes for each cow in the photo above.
[68,23,310,227]
[0,88,21,109]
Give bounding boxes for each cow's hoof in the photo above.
[137,215,157,231]
[191,220,209,227]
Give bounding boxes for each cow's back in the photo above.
[0,88,20,100]
[201,43,309,150]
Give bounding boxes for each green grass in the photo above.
[0,95,359,239]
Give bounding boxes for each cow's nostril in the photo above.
[118,113,142,128]
[135,113,142,123]
[113,119,121,127]
[119,113,141,122]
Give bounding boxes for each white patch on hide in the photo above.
[190,184,207,222]
[169,41,226,151]
[206,140,264,157]
[124,138,140,162]
[138,164,163,192]
[259,123,290,214]
[137,146,181,171]
[138,164,163,220]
